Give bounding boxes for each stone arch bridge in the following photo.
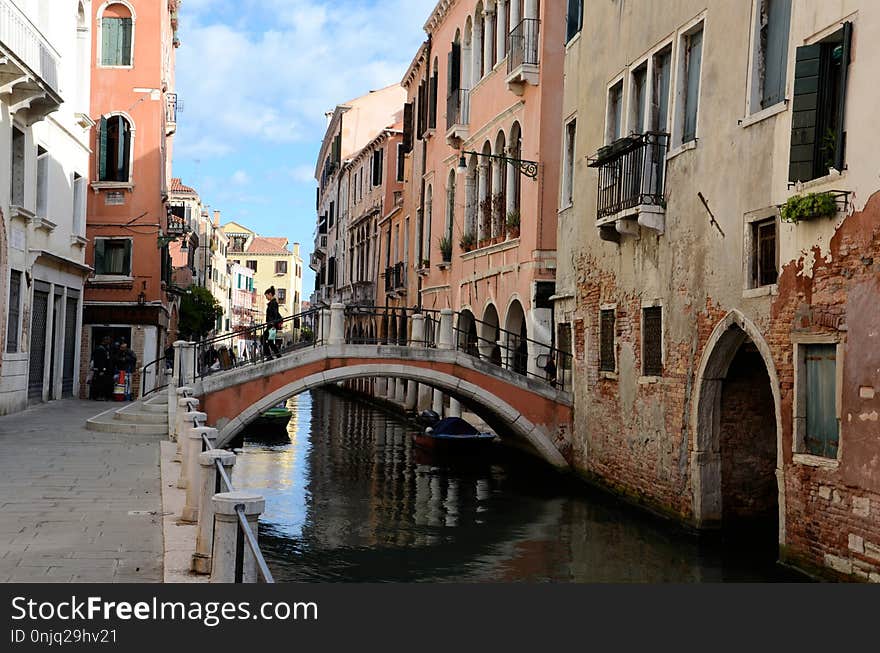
[170,305,573,469]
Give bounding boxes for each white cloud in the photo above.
[287,165,316,183]
[231,170,251,185]
[175,0,435,157]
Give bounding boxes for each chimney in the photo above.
[213,210,221,226]
[293,243,300,257]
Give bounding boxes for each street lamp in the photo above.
[457,149,540,180]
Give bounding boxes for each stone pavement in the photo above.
[0,400,164,583]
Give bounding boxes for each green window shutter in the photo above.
[567,0,581,43]
[805,344,839,458]
[101,18,117,65]
[122,240,132,275]
[833,22,852,172]
[402,102,413,153]
[762,0,792,108]
[119,117,131,181]
[683,29,703,143]
[98,116,108,180]
[95,239,106,274]
[120,18,133,65]
[788,43,821,183]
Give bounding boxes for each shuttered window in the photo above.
[760,0,792,109]
[101,17,133,66]
[396,143,405,182]
[372,148,384,187]
[788,23,851,183]
[94,239,132,276]
[642,307,662,377]
[429,68,438,130]
[36,147,49,218]
[804,344,839,459]
[682,26,703,144]
[567,0,584,43]
[599,309,616,372]
[6,270,21,353]
[99,115,132,182]
[402,102,413,153]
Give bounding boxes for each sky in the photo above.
[172,0,437,292]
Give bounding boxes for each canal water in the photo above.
[234,389,806,582]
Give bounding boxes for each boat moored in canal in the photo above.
[414,416,496,452]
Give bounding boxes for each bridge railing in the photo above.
[141,355,171,398]
[193,307,322,381]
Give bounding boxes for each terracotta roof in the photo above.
[246,237,291,255]
[170,178,197,194]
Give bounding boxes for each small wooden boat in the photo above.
[251,405,293,431]
[413,417,496,452]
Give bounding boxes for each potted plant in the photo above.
[420,258,430,269]
[780,192,838,224]
[506,210,521,238]
[439,236,453,262]
[459,232,476,252]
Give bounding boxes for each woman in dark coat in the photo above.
[262,287,282,360]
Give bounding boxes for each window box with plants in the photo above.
[438,236,453,268]
[459,232,476,253]
[506,210,520,239]
[780,191,840,224]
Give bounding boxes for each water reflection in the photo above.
[233,390,806,583]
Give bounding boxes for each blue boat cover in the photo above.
[432,417,481,436]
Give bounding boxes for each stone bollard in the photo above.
[319,309,331,345]
[176,411,207,489]
[438,309,454,350]
[210,492,266,583]
[409,313,426,348]
[174,396,200,446]
[329,303,345,345]
[192,449,236,575]
[182,426,217,523]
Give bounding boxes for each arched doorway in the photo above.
[504,299,528,375]
[480,304,502,365]
[692,312,781,552]
[457,310,479,357]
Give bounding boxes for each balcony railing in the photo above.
[384,262,405,293]
[590,132,669,222]
[508,18,540,75]
[446,88,470,131]
[0,0,60,93]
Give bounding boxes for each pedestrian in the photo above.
[543,354,558,388]
[115,342,138,401]
[262,287,283,360]
[90,336,112,400]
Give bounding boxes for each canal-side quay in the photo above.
[0,401,164,582]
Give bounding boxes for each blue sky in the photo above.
[173,0,436,291]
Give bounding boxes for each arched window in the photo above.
[98,114,132,182]
[100,3,134,66]
[509,122,523,216]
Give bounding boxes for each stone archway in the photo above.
[691,311,783,546]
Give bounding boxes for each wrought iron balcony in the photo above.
[507,18,540,91]
[0,0,61,117]
[384,262,406,293]
[446,88,470,145]
[589,132,669,237]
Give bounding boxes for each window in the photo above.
[396,143,405,182]
[100,6,133,66]
[275,260,288,275]
[630,64,648,133]
[246,260,257,272]
[642,306,663,376]
[566,0,584,43]
[73,173,85,235]
[36,146,49,218]
[98,115,132,182]
[329,201,335,228]
[6,270,21,353]
[599,308,616,372]
[751,218,778,287]
[372,148,384,187]
[651,47,672,132]
[795,343,840,459]
[561,118,577,207]
[606,80,623,143]
[11,126,24,206]
[94,238,132,276]
[429,59,438,129]
[789,23,852,183]
[751,0,792,112]
[680,24,704,144]
[276,288,287,303]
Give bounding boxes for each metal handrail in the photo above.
[184,391,275,583]
[141,356,170,398]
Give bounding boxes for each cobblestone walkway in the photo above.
[0,400,164,582]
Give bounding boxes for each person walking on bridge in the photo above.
[262,286,283,360]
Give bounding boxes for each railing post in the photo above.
[448,398,462,418]
[176,410,207,489]
[176,341,196,386]
[328,303,345,345]
[432,389,444,415]
[438,309,454,350]
[182,426,217,523]
[210,492,265,583]
[409,313,425,348]
[192,449,236,575]
[319,308,331,345]
[175,396,199,444]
